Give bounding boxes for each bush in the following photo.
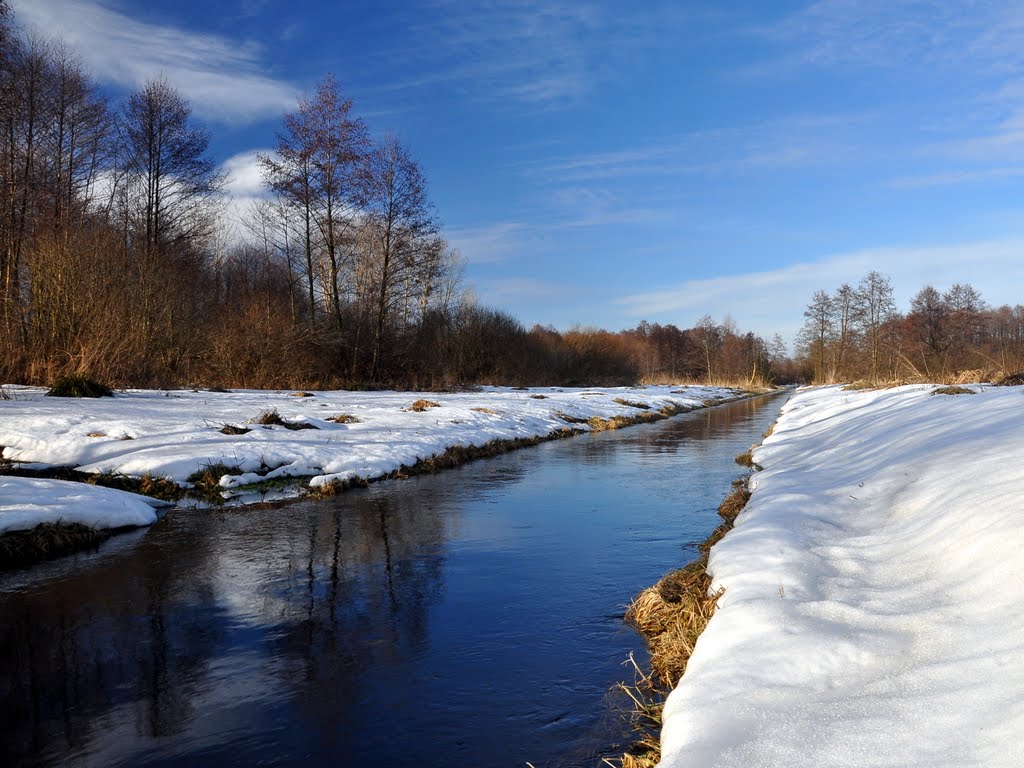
[47,375,113,398]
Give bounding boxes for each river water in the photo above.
[0,393,785,768]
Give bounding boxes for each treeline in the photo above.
[0,4,787,389]
[423,317,792,387]
[798,271,1024,383]
[0,2,464,389]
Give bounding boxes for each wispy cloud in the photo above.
[446,222,532,264]
[758,0,987,72]
[615,239,1024,341]
[10,0,296,123]
[371,0,683,110]
[472,276,566,303]
[523,114,866,186]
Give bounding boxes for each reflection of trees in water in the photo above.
[258,487,455,757]
[0,522,225,763]
[0,480,461,765]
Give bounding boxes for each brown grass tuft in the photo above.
[717,478,751,522]
[842,380,875,391]
[252,408,318,430]
[289,391,315,397]
[405,399,441,412]
[327,413,362,424]
[614,398,651,410]
[255,408,286,425]
[734,446,761,469]
[470,407,498,415]
[528,394,548,399]
[932,385,976,396]
[219,423,251,435]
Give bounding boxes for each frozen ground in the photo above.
[0,384,740,533]
[660,383,1024,768]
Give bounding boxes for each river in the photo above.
[0,393,785,768]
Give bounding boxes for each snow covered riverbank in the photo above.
[0,384,745,534]
[660,383,1024,768]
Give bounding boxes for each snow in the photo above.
[660,384,1024,768]
[0,477,169,533]
[0,384,739,533]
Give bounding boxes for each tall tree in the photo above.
[799,290,834,382]
[906,285,949,377]
[260,74,369,337]
[359,134,438,380]
[119,76,223,254]
[856,271,896,382]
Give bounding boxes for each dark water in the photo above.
[0,394,785,768]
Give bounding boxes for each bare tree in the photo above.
[118,76,223,255]
[359,133,438,380]
[906,285,949,378]
[261,74,368,337]
[799,290,833,382]
[856,271,896,382]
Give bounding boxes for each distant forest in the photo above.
[798,271,1024,385]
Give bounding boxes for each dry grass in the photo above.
[47,374,113,398]
[327,413,361,424]
[0,522,114,570]
[405,399,441,412]
[556,411,590,424]
[613,472,754,767]
[289,391,315,397]
[734,446,761,469]
[252,408,319,430]
[186,463,243,501]
[932,385,976,396]
[255,408,286,425]
[604,654,666,768]
[470,407,498,415]
[219,423,251,435]
[994,372,1024,386]
[951,369,997,385]
[627,562,723,688]
[841,380,875,391]
[614,398,651,410]
[528,394,548,399]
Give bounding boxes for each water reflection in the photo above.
[0,394,785,768]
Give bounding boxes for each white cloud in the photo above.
[615,239,1024,343]
[10,0,296,123]
[446,222,529,264]
[213,149,275,242]
[222,150,271,200]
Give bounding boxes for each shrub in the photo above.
[47,375,113,398]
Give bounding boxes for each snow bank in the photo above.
[0,384,741,501]
[660,384,1024,768]
[0,477,168,533]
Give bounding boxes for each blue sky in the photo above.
[13,0,1024,344]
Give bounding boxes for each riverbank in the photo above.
[645,383,1024,768]
[0,384,760,567]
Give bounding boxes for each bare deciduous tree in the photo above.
[119,76,223,255]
